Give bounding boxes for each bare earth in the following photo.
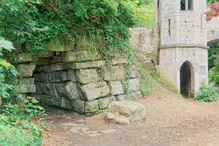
[42,86,219,146]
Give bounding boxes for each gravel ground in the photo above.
[42,86,219,146]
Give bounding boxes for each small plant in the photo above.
[0,115,43,146]
[195,83,219,102]
[138,68,156,96]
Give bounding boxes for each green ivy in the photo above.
[0,0,153,64]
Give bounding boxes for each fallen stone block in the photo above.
[116,95,126,101]
[106,101,146,124]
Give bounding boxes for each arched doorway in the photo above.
[180,61,193,97]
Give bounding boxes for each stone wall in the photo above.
[15,50,142,115]
[129,28,159,70]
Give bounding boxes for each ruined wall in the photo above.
[15,49,142,115]
[129,28,159,70]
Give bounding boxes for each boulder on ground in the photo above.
[105,100,146,125]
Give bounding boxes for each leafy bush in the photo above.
[0,38,44,145]
[195,83,219,102]
[0,115,42,146]
[209,67,219,85]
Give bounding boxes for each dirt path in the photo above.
[42,86,219,146]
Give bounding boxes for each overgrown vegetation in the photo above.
[1,0,153,64]
[195,83,219,102]
[208,44,219,86]
[0,38,45,145]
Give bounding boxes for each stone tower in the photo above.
[158,0,208,96]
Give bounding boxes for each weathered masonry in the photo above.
[15,49,141,115]
[131,0,219,97]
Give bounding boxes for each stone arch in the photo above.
[179,60,195,97]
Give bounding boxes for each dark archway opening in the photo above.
[180,61,192,97]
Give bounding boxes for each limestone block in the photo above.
[33,73,41,82]
[48,39,73,52]
[40,73,50,83]
[35,83,50,95]
[80,82,110,101]
[116,95,126,101]
[18,78,34,85]
[50,63,66,71]
[47,84,60,98]
[35,82,44,95]
[129,65,138,78]
[76,69,98,84]
[72,100,85,114]
[56,82,80,100]
[38,52,54,58]
[98,97,110,110]
[42,65,52,73]
[17,64,36,77]
[67,69,76,82]
[106,113,130,125]
[126,91,142,99]
[51,56,64,63]
[36,59,51,65]
[129,79,140,92]
[62,50,102,62]
[103,65,125,81]
[49,71,68,83]
[61,98,73,110]
[85,100,99,113]
[16,84,36,93]
[106,101,146,124]
[16,53,34,63]
[108,81,124,95]
[66,60,106,69]
[112,59,127,65]
[34,95,62,107]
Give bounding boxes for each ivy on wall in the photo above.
[0,0,153,64]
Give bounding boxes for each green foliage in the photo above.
[138,68,156,96]
[208,0,219,4]
[195,83,219,102]
[2,96,46,122]
[0,37,44,145]
[209,67,219,85]
[0,115,42,146]
[1,0,153,64]
[208,44,219,86]
[0,37,18,101]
